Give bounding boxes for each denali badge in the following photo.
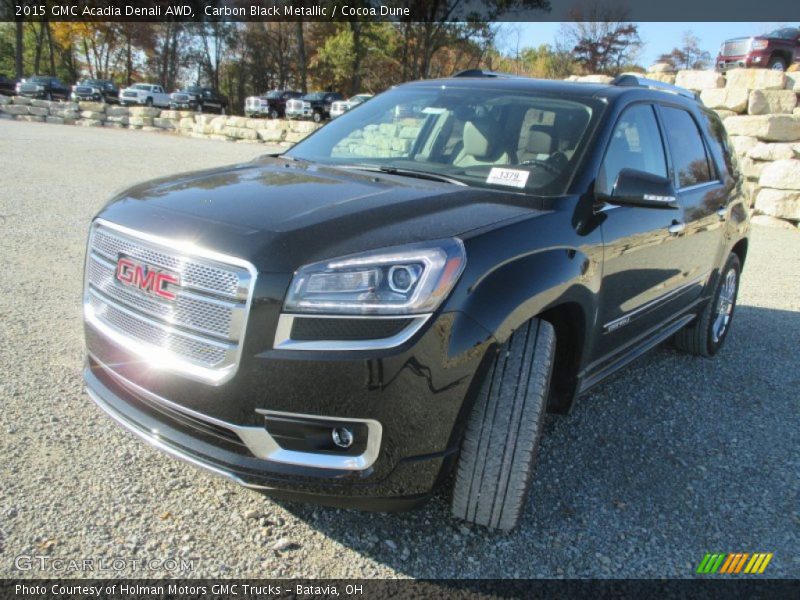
[115,256,180,301]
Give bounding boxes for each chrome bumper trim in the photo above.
[273,313,431,352]
[88,354,382,471]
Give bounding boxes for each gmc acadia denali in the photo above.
[84,73,749,530]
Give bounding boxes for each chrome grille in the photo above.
[286,99,303,110]
[84,220,256,384]
[722,40,750,56]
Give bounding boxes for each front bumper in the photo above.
[72,93,102,102]
[84,308,493,509]
[716,52,770,71]
[170,101,196,110]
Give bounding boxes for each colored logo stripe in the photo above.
[697,553,773,574]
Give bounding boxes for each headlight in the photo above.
[751,39,768,51]
[284,239,466,315]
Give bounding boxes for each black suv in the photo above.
[286,91,345,122]
[71,79,119,103]
[83,73,749,530]
[16,75,70,100]
[170,86,228,113]
[0,73,17,96]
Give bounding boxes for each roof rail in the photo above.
[452,69,520,79]
[612,73,698,100]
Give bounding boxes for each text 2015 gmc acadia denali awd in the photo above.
[84,72,750,530]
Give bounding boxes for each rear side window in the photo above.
[597,104,667,196]
[660,107,714,188]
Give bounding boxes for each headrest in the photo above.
[462,120,492,158]
[527,126,554,155]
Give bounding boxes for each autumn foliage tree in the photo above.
[657,31,711,70]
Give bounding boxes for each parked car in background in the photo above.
[285,91,344,122]
[119,83,171,108]
[330,94,373,118]
[0,74,17,96]
[15,75,70,100]
[71,79,119,103]
[245,90,302,118]
[716,26,800,71]
[170,86,228,113]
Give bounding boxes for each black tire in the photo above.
[767,56,787,71]
[145,97,153,107]
[673,253,741,357]
[270,109,279,119]
[312,110,323,123]
[451,319,556,531]
[220,106,226,115]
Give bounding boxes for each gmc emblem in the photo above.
[115,256,180,301]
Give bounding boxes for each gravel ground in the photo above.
[0,119,797,579]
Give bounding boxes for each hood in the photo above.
[97,158,548,273]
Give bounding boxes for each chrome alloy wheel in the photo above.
[712,268,737,343]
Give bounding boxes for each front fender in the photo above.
[458,246,600,345]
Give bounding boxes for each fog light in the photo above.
[331,427,354,449]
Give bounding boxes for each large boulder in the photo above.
[128,116,154,127]
[28,106,49,117]
[675,70,724,90]
[748,90,798,115]
[729,135,758,156]
[179,117,195,129]
[128,106,160,118]
[106,106,130,117]
[647,73,677,84]
[1,104,29,116]
[78,101,106,113]
[80,110,106,120]
[740,157,767,180]
[750,214,798,229]
[754,188,800,219]
[648,62,675,73]
[0,95,10,105]
[747,142,798,161]
[11,96,31,105]
[30,99,52,109]
[257,129,284,142]
[222,126,258,140]
[153,117,177,129]
[787,72,800,92]
[725,68,786,90]
[724,115,800,142]
[106,115,129,126]
[701,88,748,112]
[759,159,800,190]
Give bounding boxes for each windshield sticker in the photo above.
[486,168,530,188]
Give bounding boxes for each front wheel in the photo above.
[767,56,787,71]
[312,111,322,123]
[270,109,279,119]
[145,97,153,107]
[451,319,556,531]
[673,253,741,357]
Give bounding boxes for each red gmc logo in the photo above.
[115,257,180,301]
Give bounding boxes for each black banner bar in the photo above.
[2,0,800,23]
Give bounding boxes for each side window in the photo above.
[597,104,667,196]
[660,106,714,188]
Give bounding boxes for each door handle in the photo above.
[668,221,686,235]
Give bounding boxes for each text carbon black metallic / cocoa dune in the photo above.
[84,72,750,530]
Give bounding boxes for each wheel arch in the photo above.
[731,236,749,267]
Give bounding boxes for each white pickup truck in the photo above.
[118,83,171,108]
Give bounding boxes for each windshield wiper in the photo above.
[336,164,466,186]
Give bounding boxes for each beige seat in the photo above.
[453,120,510,167]
[518,125,555,164]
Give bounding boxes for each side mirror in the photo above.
[598,168,679,209]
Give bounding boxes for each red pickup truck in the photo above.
[717,27,800,72]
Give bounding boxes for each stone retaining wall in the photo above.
[0,96,321,147]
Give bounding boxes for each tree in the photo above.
[559,2,642,74]
[657,31,711,70]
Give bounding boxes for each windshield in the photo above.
[31,76,51,83]
[266,91,282,99]
[764,28,798,39]
[286,85,600,195]
[131,84,151,91]
[302,93,324,101]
